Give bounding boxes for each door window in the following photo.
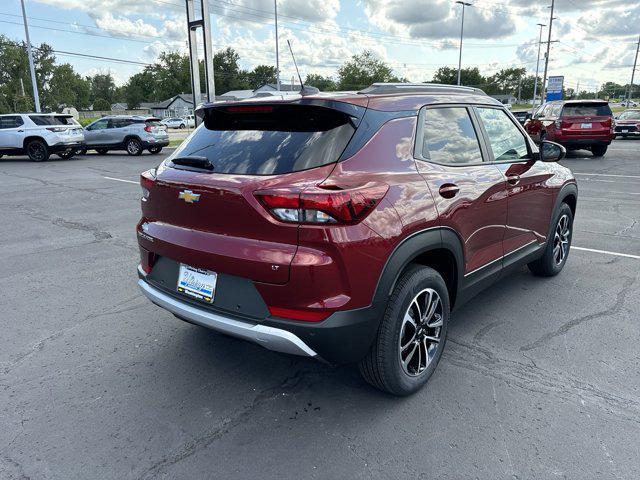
[476,107,529,161]
[420,107,483,165]
[88,119,108,130]
[0,116,24,129]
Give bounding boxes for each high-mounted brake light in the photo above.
[254,184,388,224]
[226,105,274,114]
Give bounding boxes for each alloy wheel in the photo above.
[127,140,140,155]
[553,214,571,266]
[28,142,46,161]
[399,288,443,376]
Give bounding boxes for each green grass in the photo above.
[168,139,183,148]
[510,103,533,110]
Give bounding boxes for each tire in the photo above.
[57,149,75,159]
[26,139,49,162]
[179,124,185,129]
[125,138,143,156]
[591,145,607,157]
[76,148,87,156]
[96,148,108,155]
[148,147,162,154]
[528,203,573,277]
[359,265,449,396]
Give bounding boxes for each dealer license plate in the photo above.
[580,123,592,129]
[177,264,217,303]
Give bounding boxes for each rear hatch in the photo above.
[140,102,360,284]
[559,102,612,136]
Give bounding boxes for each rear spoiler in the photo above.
[195,99,367,129]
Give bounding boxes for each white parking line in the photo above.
[574,172,640,179]
[573,246,640,260]
[103,176,138,184]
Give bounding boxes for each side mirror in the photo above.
[540,140,566,162]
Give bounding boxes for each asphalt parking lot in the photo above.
[1,141,638,480]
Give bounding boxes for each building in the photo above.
[490,94,518,106]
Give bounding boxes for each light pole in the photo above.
[20,0,40,112]
[541,0,555,104]
[274,0,280,91]
[627,35,640,107]
[531,23,545,115]
[456,1,472,86]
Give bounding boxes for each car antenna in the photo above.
[286,39,318,96]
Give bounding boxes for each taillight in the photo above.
[144,125,153,133]
[254,183,388,224]
[140,169,155,200]
[46,127,67,132]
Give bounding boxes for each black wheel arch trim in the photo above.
[554,181,578,219]
[372,226,464,308]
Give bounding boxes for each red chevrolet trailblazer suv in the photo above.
[525,99,614,157]
[137,83,577,395]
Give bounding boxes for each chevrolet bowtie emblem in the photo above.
[178,189,200,203]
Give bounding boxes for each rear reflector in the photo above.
[268,306,331,322]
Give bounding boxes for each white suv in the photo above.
[0,113,85,161]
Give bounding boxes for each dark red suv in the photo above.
[525,99,614,156]
[137,83,578,395]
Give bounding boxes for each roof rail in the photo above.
[359,82,487,96]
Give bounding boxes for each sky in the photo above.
[1,0,639,95]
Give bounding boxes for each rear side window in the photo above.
[0,116,24,129]
[29,115,74,126]
[170,105,355,175]
[420,107,483,165]
[562,103,612,116]
[476,107,529,161]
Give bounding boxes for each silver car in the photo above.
[81,116,169,156]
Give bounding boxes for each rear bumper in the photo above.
[50,141,85,152]
[555,138,612,148]
[141,139,169,148]
[138,276,318,358]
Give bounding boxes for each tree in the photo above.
[89,73,116,104]
[431,66,485,87]
[337,51,401,90]
[92,98,111,111]
[43,64,91,110]
[305,73,336,91]
[213,47,248,94]
[485,67,527,96]
[246,65,277,90]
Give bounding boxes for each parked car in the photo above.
[620,100,638,108]
[614,109,640,138]
[161,117,187,129]
[512,110,532,125]
[0,113,84,161]
[136,83,577,396]
[80,116,169,156]
[183,115,195,128]
[524,100,614,156]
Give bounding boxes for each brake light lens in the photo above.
[46,126,67,132]
[144,125,153,133]
[255,183,388,224]
[140,169,155,200]
[268,306,331,322]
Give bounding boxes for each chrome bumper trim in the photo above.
[138,279,317,358]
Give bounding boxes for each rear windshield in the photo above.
[561,103,612,117]
[617,110,640,120]
[169,104,355,175]
[29,115,76,126]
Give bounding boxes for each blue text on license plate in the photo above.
[177,264,217,303]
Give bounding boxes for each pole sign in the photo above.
[546,76,564,101]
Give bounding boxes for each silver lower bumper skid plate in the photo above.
[138,279,317,358]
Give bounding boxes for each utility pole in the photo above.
[274,0,280,91]
[20,0,40,112]
[627,35,640,106]
[456,1,472,86]
[541,0,555,103]
[531,23,545,115]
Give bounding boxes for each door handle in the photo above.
[506,174,520,186]
[439,183,459,199]
[17,130,24,132]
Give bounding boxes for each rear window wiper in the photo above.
[170,156,214,171]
